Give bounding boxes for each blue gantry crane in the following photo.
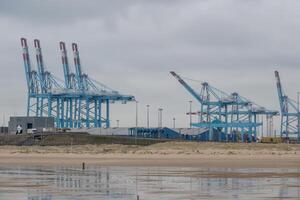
[21,38,135,128]
[275,71,300,139]
[171,71,278,142]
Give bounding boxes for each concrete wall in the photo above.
[173,128,208,135]
[8,116,54,134]
[71,128,129,136]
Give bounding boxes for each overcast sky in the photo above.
[0,0,300,129]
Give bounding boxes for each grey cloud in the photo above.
[0,0,300,129]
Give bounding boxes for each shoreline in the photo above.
[0,142,299,168]
[0,153,299,168]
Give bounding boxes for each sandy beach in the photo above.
[1,142,300,199]
[0,142,299,168]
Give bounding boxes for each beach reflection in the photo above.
[0,166,299,199]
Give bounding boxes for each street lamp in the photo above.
[297,92,300,139]
[135,101,138,128]
[134,101,139,145]
[173,117,176,129]
[189,100,192,128]
[297,92,300,113]
[158,108,163,128]
[146,105,150,128]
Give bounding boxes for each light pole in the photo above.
[173,117,176,129]
[297,92,300,139]
[298,92,300,113]
[135,101,138,128]
[135,101,138,144]
[266,115,270,137]
[116,120,119,128]
[146,105,150,128]
[189,100,192,128]
[158,108,163,128]
[158,108,160,128]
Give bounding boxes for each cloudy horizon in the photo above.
[0,0,300,130]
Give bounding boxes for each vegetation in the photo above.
[0,132,170,146]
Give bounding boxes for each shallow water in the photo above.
[0,165,299,200]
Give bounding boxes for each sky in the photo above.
[0,0,300,130]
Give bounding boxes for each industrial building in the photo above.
[8,116,54,134]
[128,127,240,142]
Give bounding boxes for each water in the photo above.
[0,165,299,200]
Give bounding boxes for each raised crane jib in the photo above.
[60,41,71,89]
[170,71,203,103]
[34,39,46,92]
[274,71,286,112]
[21,38,34,92]
[72,43,84,90]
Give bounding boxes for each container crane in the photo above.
[275,71,300,139]
[21,38,135,128]
[171,71,278,142]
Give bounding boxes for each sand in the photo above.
[0,142,299,168]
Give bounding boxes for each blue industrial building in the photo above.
[129,127,182,139]
[129,127,240,142]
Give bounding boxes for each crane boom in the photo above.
[60,41,71,89]
[170,71,202,103]
[72,43,83,90]
[34,39,46,92]
[274,71,286,112]
[21,38,33,92]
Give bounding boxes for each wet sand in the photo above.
[0,153,299,168]
[1,165,299,199]
[0,142,299,168]
[1,142,299,199]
